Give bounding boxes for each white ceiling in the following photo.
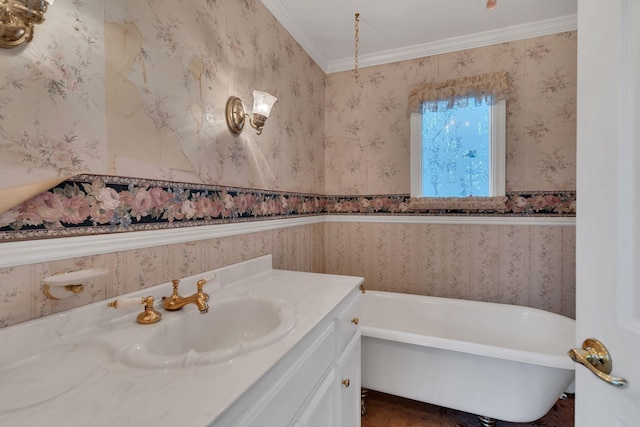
[260,0,577,73]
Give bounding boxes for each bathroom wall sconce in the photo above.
[226,90,277,136]
[0,0,54,49]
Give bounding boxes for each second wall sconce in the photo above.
[0,0,54,49]
[226,90,277,136]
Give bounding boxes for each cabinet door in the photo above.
[291,369,337,427]
[336,332,361,427]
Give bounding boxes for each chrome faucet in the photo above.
[162,278,209,314]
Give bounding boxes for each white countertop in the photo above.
[0,255,363,427]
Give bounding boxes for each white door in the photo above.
[575,0,640,425]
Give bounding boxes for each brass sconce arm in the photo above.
[249,113,268,135]
[0,0,53,49]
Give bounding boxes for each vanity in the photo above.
[0,255,363,427]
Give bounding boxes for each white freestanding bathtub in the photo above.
[360,291,575,424]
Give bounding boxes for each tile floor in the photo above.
[360,390,574,427]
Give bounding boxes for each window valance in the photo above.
[409,72,514,112]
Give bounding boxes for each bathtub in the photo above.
[360,291,575,424]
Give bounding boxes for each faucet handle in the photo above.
[197,273,216,290]
[107,296,144,309]
[108,296,162,324]
[137,296,162,324]
[171,279,181,294]
[162,279,185,310]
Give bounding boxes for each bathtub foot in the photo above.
[478,415,496,427]
[361,388,369,416]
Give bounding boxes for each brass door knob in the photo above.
[568,338,628,388]
[342,378,350,388]
[351,317,359,325]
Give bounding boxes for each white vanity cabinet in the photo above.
[292,301,362,427]
[216,288,362,427]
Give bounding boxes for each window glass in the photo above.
[410,99,505,198]
[421,99,490,197]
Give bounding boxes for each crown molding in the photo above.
[326,14,577,74]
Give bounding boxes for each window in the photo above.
[410,98,505,198]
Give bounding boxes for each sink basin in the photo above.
[119,296,295,369]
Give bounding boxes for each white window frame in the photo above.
[410,99,506,198]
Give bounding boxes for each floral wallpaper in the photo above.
[325,32,577,195]
[0,3,575,204]
[0,0,578,329]
[0,0,107,190]
[325,44,579,322]
[104,0,325,194]
[0,0,326,208]
[325,221,576,319]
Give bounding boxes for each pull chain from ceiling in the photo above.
[354,12,360,83]
[353,3,492,83]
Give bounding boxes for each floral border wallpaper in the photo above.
[0,174,575,241]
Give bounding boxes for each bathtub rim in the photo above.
[360,290,576,370]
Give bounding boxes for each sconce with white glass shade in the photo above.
[226,90,277,136]
[0,0,55,49]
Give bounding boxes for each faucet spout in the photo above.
[194,290,209,314]
[162,278,210,314]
